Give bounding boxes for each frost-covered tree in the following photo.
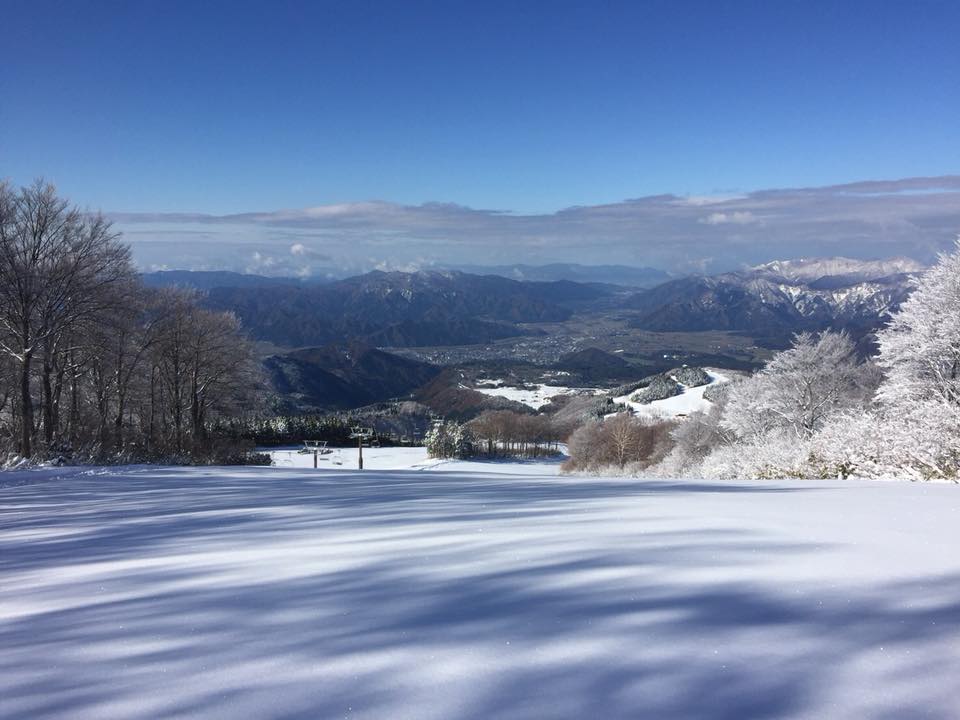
[651,398,735,477]
[876,238,960,408]
[814,239,960,480]
[810,403,960,481]
[699,431,813,480]
[425,420,471,459]
[722,331,863,441]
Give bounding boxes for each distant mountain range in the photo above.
[198,270,613,348]
[143,257,924,353]
[451,263,670,287]
[626,257,922,342]
[143,258,926,412]
[141,262,668,290]
[144,258,924,344]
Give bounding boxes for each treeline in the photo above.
[426,410,570,460]
[0,181,262,464]
[211,414,417,447]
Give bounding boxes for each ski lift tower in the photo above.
[349,426,374,470]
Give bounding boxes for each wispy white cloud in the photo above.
[699,211,758,225]
[111,176,960,276]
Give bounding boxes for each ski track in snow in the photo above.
[2,460,960,719]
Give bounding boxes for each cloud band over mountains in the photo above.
[112,176,960,277]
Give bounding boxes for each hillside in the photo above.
[203,270,613,348]
[552,347,637,383]
[264,342,441,411]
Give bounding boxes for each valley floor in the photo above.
[2,460,959,718]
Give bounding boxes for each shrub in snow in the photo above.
[650,399,736,478]
[563,413,676,472]
[698,431,814,480]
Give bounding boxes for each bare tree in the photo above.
[94,285,168,452]
[149,288,261,454]
[187,308,258,443]
[564,413,676,472]
[0,181,133,456]
[605,413,640,468]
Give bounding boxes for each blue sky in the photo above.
[3,1,960,272]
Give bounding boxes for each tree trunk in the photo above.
[148,367,157,452]
[69,362,83,444]
[190,388,202,441]
[19,351,33,458]
[42,356,55,445]
[114,392,125,453]
[52,362,65,436]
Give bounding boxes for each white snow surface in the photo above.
[3,462,960,719]
[615,369,730,419]
[266,445,436,470]
[470,382,601,409]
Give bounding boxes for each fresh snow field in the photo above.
[2,458,960,719]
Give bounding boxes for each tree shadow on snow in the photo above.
[0,467,957,719]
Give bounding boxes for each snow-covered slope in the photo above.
[470,381,602,410]
[614,369,730,418]
[2,465,959,719]
[266,445,567,475]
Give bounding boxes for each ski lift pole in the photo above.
[350,426,371,470]
[314,448,318,469]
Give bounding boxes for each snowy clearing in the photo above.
[264,446,562,475]
[2,463,960,719]
[266,445,435,471]
[616,369,730,419]
[470,382,602,409]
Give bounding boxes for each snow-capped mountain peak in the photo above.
[750,257,926,283]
